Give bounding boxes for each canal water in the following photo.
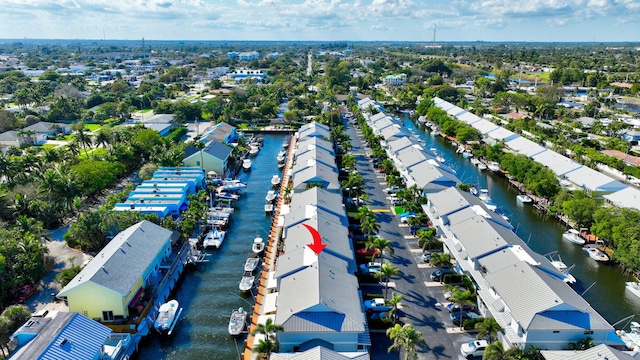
[402,116,640,329]
[137,133,287,360]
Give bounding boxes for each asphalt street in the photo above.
[344,116,478,360]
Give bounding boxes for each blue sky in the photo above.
[1,0,639,42]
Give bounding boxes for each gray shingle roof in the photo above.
[297,137,335,155]
[387,137,421,155]
[58,221,174,297]
[449,215,511,260]
[288,187,346,223]
[294,150,337,171]
[292,163,340,191]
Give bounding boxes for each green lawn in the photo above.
[85,124,101,131]
[60,134,75,141]
[237,124,250,130]
[78,147,107,159]
[141,108,153,113]
[41,144,57,149]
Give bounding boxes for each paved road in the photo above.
[344,116,477,359]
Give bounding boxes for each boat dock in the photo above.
[243,135,295,360]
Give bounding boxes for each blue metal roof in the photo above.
[39,313,112,360]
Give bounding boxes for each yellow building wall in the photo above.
[124,277,144,306]
[66,282,130,321]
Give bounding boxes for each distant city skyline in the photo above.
[1,0,639,43]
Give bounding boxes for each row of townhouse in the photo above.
[253,121,371,359]
[432,97,640,211]
[356,97,630,353]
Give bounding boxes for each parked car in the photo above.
[16,284,38,303]
[446,303,476,313]
[443,287,468,301]
[384,186,402,194]
[430,268,456,281]
[356,248,379,257]
[421,251,442,262]
[450,311,479,326]
[359,262,382,275]
[364,298,393,312]
[460,340,488,358]
[399,212,416,223]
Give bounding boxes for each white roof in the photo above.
[531,151,582,176]
[563,166,627,193]
[603,186,640,211]
[505,136,547,157]
[470,119,500,135]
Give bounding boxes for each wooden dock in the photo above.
[243,135,295,360]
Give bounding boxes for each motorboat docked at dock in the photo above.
[271,174,281,187]
[239,271,256,292]
[154,299,182,336]
[583,244,609,262]
[252,234,265,254]
[276,150,286,163]
[626,282,640,299]
[516,194,533,204]
[244,254,261,272]
[242,158,252,171]
[562,229,586,245]
[545,252,576,285]
[228,307,247,337]
[265,190,277,203]
[617,321,640,351]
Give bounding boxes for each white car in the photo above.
[460,340,488,358]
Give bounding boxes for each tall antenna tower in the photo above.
[141,37,146,59]
[432,24,437,45]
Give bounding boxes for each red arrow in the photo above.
[303,223,327,255]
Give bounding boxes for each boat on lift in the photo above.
[203,228,226,249]
[271,174,281,187]
[265,190,277,203]
[239,271,256,293]
[562,229,586,245]
[244,254,261,272]
[154,299,182,336]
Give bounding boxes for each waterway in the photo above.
[137,133,287,360]
[402,115,640,329]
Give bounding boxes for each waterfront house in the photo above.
[603,187,640,212]
[270,345,370,360]
[378,125,410,145]
[9,310,132,360]
[405,161,459,195]
[293,150,337,173]
[202,122,238,144]
[182,140,233,176]
[274,252,367,352]
[56,221,176,323]
[357,97,384,114]
[152,167,207,190]
[287,187,347,223]
[291,161,340,193]
[422,187,623,350]
[112,203,171,218]
[296,137,335,156]
[386,137,423,158]
[298,121,331,141]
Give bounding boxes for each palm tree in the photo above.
[475,318,503,343]
[375,262,400,299]
[482,341,519,360]
[430,252,452,268]
[365,236,394,263]
[448,288,476,330]
[193,140,206,170]
[251,318,284,342]
[360,216,380,238]
[386,323,426,360]
[387,292,403,322]
[252,338,277,360]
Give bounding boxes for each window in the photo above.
[102,311,114,321]
[584,330,594,335]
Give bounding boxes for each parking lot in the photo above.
[345,117,479,359]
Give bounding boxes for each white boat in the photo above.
[470,158,480,166]
[282,138,290,148]
[478,189,491,203]
[546,252,576,285]
[626,282,640,299]
[436,155,446,163]
[242,158,252,171]
[264,203,274,214]
[252,235,265,254]
[239,271,255,292]
[516,194,533,204]
[477,162,487,171]
[265,190,277,203]
[276,150,286,163]
[469,186,478,196]
[228,307,247,336]
[583,245,609,262]
[417,115,427,124]
[249,144,260,156]
[456,145,465,154]
[618,321,640,351]
[277,162,285,170]
[244,254,261,272]
[203,228,226,249]
[154,299,182,336]
[487,161,501,172]
[271,174,281,187]
[462,151,473,159]
[562,229,586,245]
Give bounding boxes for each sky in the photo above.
[1,0,639,43]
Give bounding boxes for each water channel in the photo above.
[137,133,287,360]
[401,115,640,329]
[137,117,639,359]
